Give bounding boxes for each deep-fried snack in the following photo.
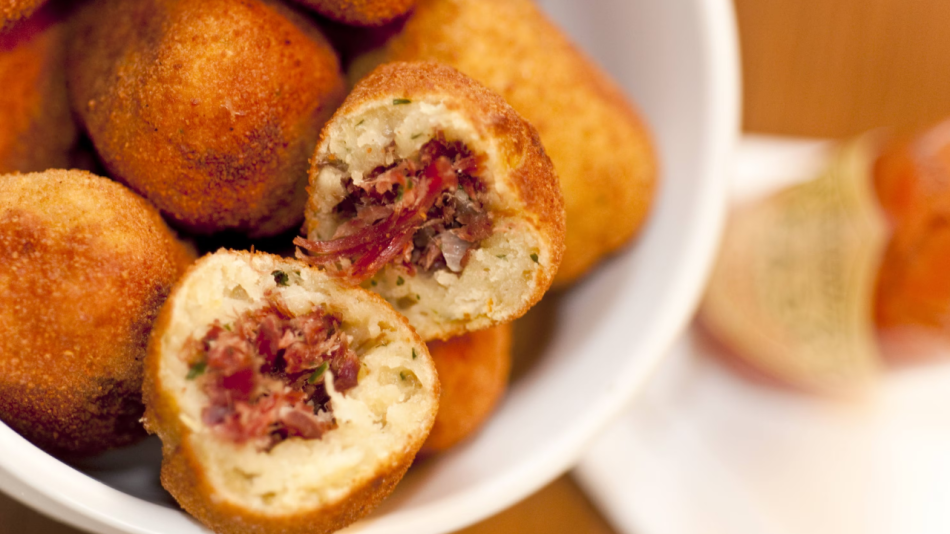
[68,0,346,237]
[0,4,75,173]
[145,250,438,534]
[0,170,194,457]
[291,0,414,27]
[296,61,565,340]
[350,0,657,287]
[421,323,511,454]
[0,0,47,32]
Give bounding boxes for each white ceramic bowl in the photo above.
[0,1,740,532]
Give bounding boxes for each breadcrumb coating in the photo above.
[0,170,194,457]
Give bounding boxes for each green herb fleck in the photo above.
[416,294,421,300]
[187,361,207,380]
[496,254,507,260]
[396,185,404,202]
[223,323,232,332]
[406,178,414,190]
[308,362,329,384]
[272,270,289,286]
[393,98,411,105]
[356,119,365,126]
[530,253,539,263]
[411,133,423,140]
[396,276,405,286]
[412,348,417,360]
[399,371,408,381]
[371,279,378,287]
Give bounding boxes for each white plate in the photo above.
[576,136,950,534]
[0,2,740,533]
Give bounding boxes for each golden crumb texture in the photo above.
[351,0,658,286]
[144,250,439,534]
[291,0,415,27]
[67,0,346,237]
[421,323,511,454]
[0,4,76,173]
[0,169,194,457]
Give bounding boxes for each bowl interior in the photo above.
[0,1,739,533]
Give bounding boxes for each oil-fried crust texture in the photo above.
[0,170,194,457]
[306,62,565,340]
[0,0,46,32]
[144,250,438,534]
[67,0,345,237]
[291,0,415,27]
[351,0,657,286]
[0,5,76,173]
[421,323,511,454]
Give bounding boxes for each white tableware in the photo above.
[0,2,740,532]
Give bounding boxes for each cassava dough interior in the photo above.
[145,250,438,534]
[303,62,565,341]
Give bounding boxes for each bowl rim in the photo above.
[0,1,741,532]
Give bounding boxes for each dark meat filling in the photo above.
[295,135,494,283]
[184,298,360,451]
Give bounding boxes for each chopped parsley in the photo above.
[371,279,378,287]
[223,323,232,332]
[356,119,365,126]
[496,254,507,260]
[530,253,539,263]
[412,348,417,360]
[399,371,408,381]
[393,98,412,105]
[308,362,329,384]
[396,276,405,286]
[272,270,290,286]
[186,361,207,380]
[411,133,423,140]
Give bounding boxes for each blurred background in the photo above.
[5,0,950,532]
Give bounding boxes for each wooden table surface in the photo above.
[5,0,950,533]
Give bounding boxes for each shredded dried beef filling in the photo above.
[295,135,494,282]
[185,299,360,451]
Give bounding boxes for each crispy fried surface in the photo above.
[0,170,194,457]
[292,0,414,27]
[0,5,76,173]
[421,324,511,454]
[0,0,46,32]
[306,61,565,340]
[68,0,346,237]
[351,0,658,286]
[144,251,438,534]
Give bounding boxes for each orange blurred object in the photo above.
[874,121,950,354]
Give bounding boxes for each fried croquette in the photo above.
[291,0,414,27]
[350,0,658,287]
[0,0,46,32]
[0,170,194,457]
[0,5,76,173]
[144,250,438,534]
[421,323,511,454]
[296,61,565,341]
[68,0,346,237]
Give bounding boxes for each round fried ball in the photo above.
[68,0,346,237]
[421,323,512,454]
[0,170,194,457]
[351,0,657,286]
[291,0,415,27]
[0,4,76,173]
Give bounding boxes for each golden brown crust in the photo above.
[144,250,437,534]
[0,0,46,32]
[67,0,346,237]
[0,170,194,457]
[350,0,657,286]
[0,5,76,173]
[317,61,564,254]
[291,0,414,27]
[421,323,511,454]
